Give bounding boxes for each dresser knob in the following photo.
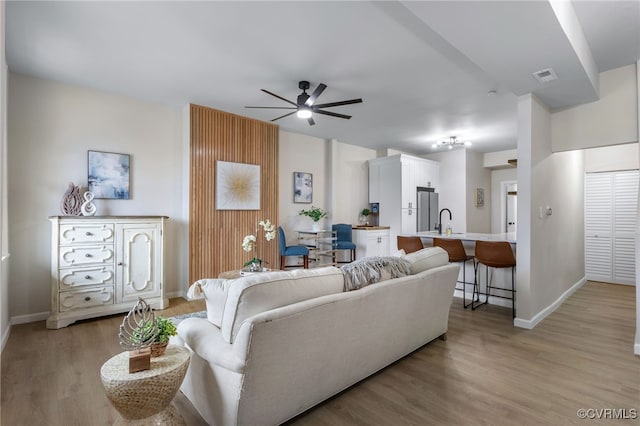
[84,296,91,301]
[85,232,93,236]
[85,275,91,280]
[85,253,92,258]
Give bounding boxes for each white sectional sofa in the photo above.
[177,248,459,425]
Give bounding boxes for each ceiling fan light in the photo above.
[431,143,438,149]
[464,141,472,146]
[448,145,453,150]
[297,109,312,119]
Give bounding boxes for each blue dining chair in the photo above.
[278,226,309,269]
[332,223,356,263]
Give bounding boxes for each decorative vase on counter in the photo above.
[249,259,263,272]
[81,191,97,216]
[60,182,84,216]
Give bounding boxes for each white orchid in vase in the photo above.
[242,219,276,270]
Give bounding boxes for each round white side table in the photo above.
[100,345,190,425]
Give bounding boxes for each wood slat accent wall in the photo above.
[189,104,279,282]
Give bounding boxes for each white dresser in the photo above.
[47,216,168,329]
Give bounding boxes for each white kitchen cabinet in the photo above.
[401,209,417,234]
[353,228,390,260]
[368,161,381,203]
[48,216,168,329]
[401,157,416,209]
[368,154,439,251]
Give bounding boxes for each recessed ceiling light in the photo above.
[487,90,497,97]
[532,68,558,84]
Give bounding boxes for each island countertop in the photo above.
[352,225,391,230]
[414,231,516,244]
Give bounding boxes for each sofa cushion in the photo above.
[221,266,344,343]
[403,247,449,274]
[187,278,233,328]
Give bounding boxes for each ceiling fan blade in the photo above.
[313,98,363,109]
[245,106,297,109]
[261,89,298,107]
[314,110,352,120]
[305,83,327,107]
[270,111,297,122]
[307,117,315,126]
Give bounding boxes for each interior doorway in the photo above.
[502,181,517,233]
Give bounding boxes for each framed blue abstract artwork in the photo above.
[88,150,130,199]
[293,172,312,203]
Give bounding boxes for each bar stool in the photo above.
[433,238,476,308]
[473,241,516,318]
[397,236,424,254]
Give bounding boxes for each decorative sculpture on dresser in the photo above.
[60,182,84,216]
[81,191,97,216]
[118,298,158,373]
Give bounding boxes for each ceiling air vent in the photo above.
[532,68,558,84]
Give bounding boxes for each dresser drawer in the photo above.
[59,245,114,268]
[60,223,114,245]
[59,266,115,291]
[59,286,114,312]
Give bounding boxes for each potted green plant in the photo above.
[299,206,328,231]
[359,208,371,226]
[146,316,177,357]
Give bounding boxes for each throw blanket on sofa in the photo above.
[340,256,411,291]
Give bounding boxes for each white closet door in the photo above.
[585,170,638,285]
[613,171,638,284]
[585,173,613,282]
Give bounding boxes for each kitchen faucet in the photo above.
[437,208,452,234]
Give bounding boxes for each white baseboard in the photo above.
[9,293,192,326]
[513,276,586,330]
[453,289,513,309]
[11,311,49,325]
[166,290,188,300]
[1,323,11,352]
[635,331,640,356]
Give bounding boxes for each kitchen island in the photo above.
[416,231,516,244]
[411,231,516,313]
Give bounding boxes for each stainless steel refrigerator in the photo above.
[417,187,438,232]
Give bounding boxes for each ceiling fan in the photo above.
[245,81,363,126]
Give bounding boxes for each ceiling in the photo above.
[6,1,640,155]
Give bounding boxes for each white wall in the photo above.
[424,150,466,232]
[278,131,330,243]
[491,168,518,233]
[552,64,638,151]
[7,73,185,322]
[0,1,8,350]
[465,150,491,233]
[584,143,639,172]
[517,93,585,326]
[635,60,640,356]
[278,132,375,242]
[331,140,376,224]
[484,149,517,168]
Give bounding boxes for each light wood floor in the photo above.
[2,282,638,426]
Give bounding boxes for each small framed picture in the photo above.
[88,150,130,199]
[293,172,312,203]
[475,188,485,207]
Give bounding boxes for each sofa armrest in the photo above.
[177,318,246,373]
